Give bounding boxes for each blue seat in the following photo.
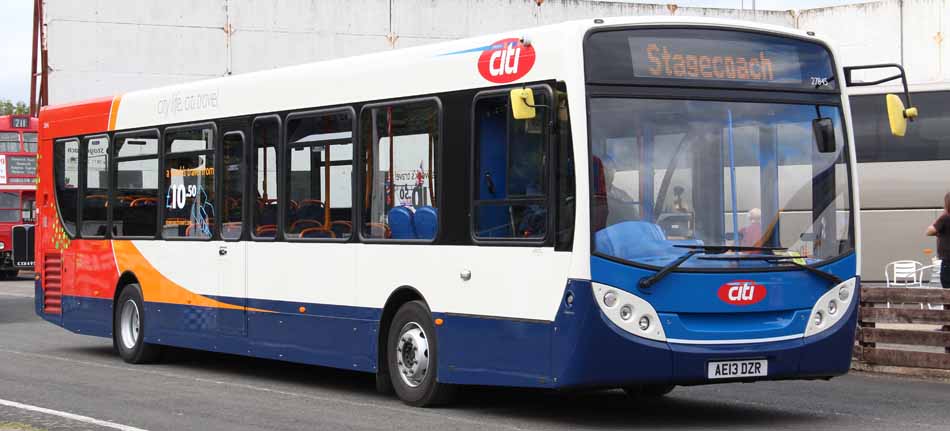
[517,206,547,238]
[388,207,415,240]
[414,206,438,239]
[594,221,677,261]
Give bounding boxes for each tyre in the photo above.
[623,384,675,398]
[113,283,162,363]
[387,300,454,406]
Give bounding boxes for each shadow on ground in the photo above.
[61,344,821,429]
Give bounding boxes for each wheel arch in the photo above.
[377,286,429,377]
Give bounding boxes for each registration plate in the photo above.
[707,359,768,380]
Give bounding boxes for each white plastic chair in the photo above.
[885,260,924,287]
[884,260,923,309]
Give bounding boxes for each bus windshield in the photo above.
[590,98,852,269]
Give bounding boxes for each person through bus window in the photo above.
[740,207,762,247]
[925,192,950,288]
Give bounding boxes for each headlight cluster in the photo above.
[804,277,856,337]
[593,283,666,342]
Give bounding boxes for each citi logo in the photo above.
[478,38,536,83]
[717,280,767,306]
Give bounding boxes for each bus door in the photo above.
[216,130,248,335]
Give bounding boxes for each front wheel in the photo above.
[113,284,162,363]
[623,384,675,398]
[387,300,454,406]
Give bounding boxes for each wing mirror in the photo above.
[812,117,836,153]
[510,88,537,120]
[885,93,919,137]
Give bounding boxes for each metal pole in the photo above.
[29,0,39,116]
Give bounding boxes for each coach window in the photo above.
[286,109,354,240]
[221,132,245,240]
[163,125,215,239]
[472,88,550,240]
[53,138,79,236]
[360,99,440,241]
[82,135,110,237]
[113,131,159,238]
[252,116,280,239]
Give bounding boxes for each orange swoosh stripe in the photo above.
[107,94,122,131]
[112,240,270,312]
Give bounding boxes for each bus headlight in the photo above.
[805,278,856,337]
[0,241,5,250]
[593,282,666,342]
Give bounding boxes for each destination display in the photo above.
[585,28,837,91]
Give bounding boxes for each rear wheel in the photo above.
[113,284,161,363]
[387,300,454,406]
[623,384,675,398]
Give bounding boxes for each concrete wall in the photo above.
[45,0,949,104]
[45,0,798,103]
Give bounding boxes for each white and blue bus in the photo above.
[36,16,917,406]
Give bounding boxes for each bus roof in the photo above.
[40,16,835,139]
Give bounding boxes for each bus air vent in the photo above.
[43,253,63,315]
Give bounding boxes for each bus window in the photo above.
[285,110,353,240]
[82,135,110,237]
[21,196,35,224]
[23,132,37,153]
[252,116,280,239]
[114,131,159,238]
[360,100,440,241]
[221,132,244,240]
[163,126,215,239]
[54,138,79,235]
[0,192,20,222]
[0,132,20,152]
[472,90,549,240]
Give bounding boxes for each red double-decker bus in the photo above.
[0,114,38,278]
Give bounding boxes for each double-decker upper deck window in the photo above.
[54,138,79,235]
[360,100,440,241]
[23,133,37,153]
[0,132,20,152]
[163,126,215,239]
[473,91,549,240]
[114,131,159,237]
[286,110,354,240]
[82,136,110,237]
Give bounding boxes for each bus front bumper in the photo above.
[552,279,858,388]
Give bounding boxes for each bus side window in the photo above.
[285,109,354,240]
[360,100,440,241]
[82,135,110,237]
[113,131,159,238]
[53,138,80,236]
[162,125,215,239]
[252,116,280,239]
[472,90,549,240]
[221,132,245,240]
[555,89,575,251]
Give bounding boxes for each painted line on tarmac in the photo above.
[0,292,33,298]
[0,348,531,431]
[0,398,148,431]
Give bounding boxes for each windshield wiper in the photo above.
[697,254,843,286]
[638,250,702,290]
[673,244,788,254]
